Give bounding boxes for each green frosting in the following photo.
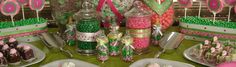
[0,18,47,29]
[180,16,236,29]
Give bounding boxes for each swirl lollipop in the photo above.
[178,0,193,18]
[207,0,224,22]
[29,0,45,22]
[223,0,236,22]
[1,0,20,26]
[16,0,29,20]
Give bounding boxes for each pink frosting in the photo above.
[2,45,9,50]
[0,40,4,45]
[23,45,31,51]
[10,49,17,54]
[9,38,16,42]
[17,45,24,48]
[217,62,236,67]
[0,52,3,57]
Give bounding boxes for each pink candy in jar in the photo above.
[125,0,151,54]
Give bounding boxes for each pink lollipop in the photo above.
[178,0,193,18]
[207,0,224,22]
[16,0,28,5]
[207,0,224,14]
[223,0,236,22]
[29,0,45,11]
[0,0,20,26]
[224,0,236,6]
[16,0,29,20]
[178,0,193,8]
[29,0,45,22]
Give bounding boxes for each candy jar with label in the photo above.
[124,0,152,55]
[96,31,109,63]
[107,20,123,56]
[74,0,101,55]
[121,31,134,62]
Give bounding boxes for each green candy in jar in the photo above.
[74,0,101,55]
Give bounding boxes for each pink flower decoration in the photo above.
[178,0,193,8]
[0,0,20,16]
[207,0,224,13]
[29,0,45,11]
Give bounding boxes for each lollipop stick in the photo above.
[213,12,216,23]
[21,5,25,20]
[228,6,232,22]
[36,10,39,22]
[11,16,15,26]
[198,2,202,17]
[184,8,188,18]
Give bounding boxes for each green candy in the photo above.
[180,16,236,29]
[0,18,47,29]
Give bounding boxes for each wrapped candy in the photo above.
[93,0,134,27]
[121,31,134,62]
[125,0,152,54]
[107,23,122,56]
[151,24,163,45]
[96,31,109,63]
[75,0,101,55]
[65,17,76,46]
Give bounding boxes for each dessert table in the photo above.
[29,27,206,67]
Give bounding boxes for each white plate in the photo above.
[183,44,214,67]
[41,59,98,67]
[129,58,195,67]
[11,43,46,67]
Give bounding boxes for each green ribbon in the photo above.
[143,0,173,15]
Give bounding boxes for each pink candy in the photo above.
[133,37,150,49]
[126,16,151,29]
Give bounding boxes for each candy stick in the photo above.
[198,1,202,17]
[21,5,25,20]
[228,6,232,22]
[11,15,15,26]
[184,8,187,18]
[213,12,216,23]
[36,10,39,22]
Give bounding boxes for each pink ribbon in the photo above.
[96,0,124,26]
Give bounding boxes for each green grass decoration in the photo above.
[0,18,47,29]
[180,16,236,29]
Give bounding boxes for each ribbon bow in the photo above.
[152,25,163,37]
